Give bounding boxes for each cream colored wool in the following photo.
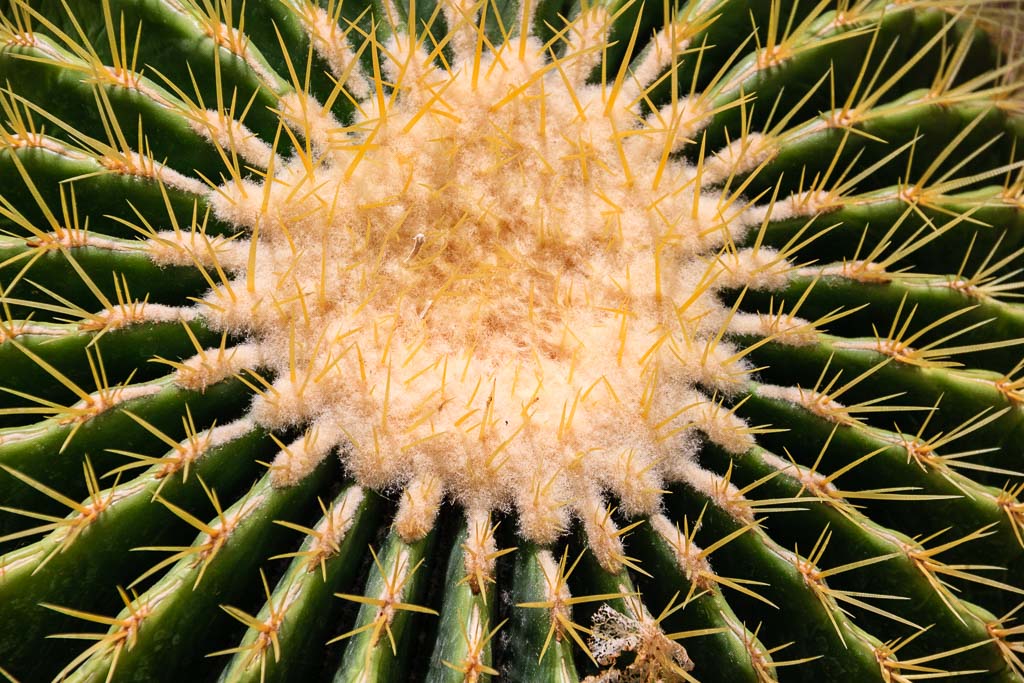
[181,1,780,544]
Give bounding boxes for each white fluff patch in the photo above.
[200,11,771,542]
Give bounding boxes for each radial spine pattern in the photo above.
[1,0,1024,682]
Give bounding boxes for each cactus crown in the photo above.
[200,0,782,545]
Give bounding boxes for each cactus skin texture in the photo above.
[3,0,1024,681]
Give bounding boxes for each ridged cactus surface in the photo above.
[1,0,1024,681]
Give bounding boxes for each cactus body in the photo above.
[1,0,1024,681]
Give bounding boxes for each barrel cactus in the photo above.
[1,0,1023,680]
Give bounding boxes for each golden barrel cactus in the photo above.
[1,0,1024,681]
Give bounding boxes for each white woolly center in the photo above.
[206,26,752,541]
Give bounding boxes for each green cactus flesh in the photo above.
[2,0,1024,681]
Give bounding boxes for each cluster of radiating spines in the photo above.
[1,0,1024,681]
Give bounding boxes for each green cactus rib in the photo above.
[0,378,253,536]
[0,146,233,237]
[0,320,222,417]
[64,461,335,683]
[216,485,384,683]
[736,272,1024,373]
[624,521,775,683]
[2,0,1024,681]
[0,423,273,682]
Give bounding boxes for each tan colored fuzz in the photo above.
[201,3,773,544]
